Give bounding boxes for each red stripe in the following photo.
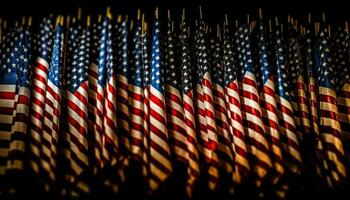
[0,91,15,99]
[150,93,166,110]
[319,94,337,104]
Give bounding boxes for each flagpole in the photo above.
[77,7,82,21]
[0,18,2,40]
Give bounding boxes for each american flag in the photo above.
[274,29,302,175]
[129,20,144,159]
[255,22,284,184]
[195,21,219,190]
[63,26,91,195]
[305,27,329,180]
[236,25,272,187]
[0,27,31,194]
[286,28,303,141]
[209,35,235,176]
[180,20,200,197]
[28,17,53,177]
[141,23,150,179]
[317,28,346,188]
[223,26,249,184]
[333,29,350,138]
[116,18,131,154]
[148,16,172,191]
[89,18,112,172]
[101,17,126,193]
[40,23,63,191]
[164,21,188,164]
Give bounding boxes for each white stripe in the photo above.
[150,148,172,171]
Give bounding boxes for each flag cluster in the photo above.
[0,9,350,200]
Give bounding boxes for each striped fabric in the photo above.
[180,20,200,197]
[274,29,302,175]
[116,18,131,154]
[255,22,284,184]
[63,26,91,196]
[164,21,188,164]
[305,28,329,180]
[195,22,219,190]
[0,28,31,195]
[317,29,346,188]
[129,20,144,159]
[237,25,272,187]
[148,17,173,191]
[40,24,63,191]
[29,18,53,176]
[210,36,235,175]
[141,27,150,179]
[223,27,249,184]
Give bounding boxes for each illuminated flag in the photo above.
[255,22,284,183]
[180,20,200,197]
[274,29,302,175]
[317,28,346,187]
[129,19,144,159]
[223,25,249,184]
[209,35,235,176]
[0,28,31,194]
[41,23,63,191]
[237,25,272,187]
[195,21,219,190]
[164,21,188,164]
[28,18,53,176]
[148,16,173,191]
[64,26,91,195]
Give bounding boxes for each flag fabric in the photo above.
[63,25,91,196]
[305,27,329,180]
[141,24,150,180]
[255,22,284,184]
[237,25,272,187]
[129,19,144,159]
[148,16,173,191]
[209,35,235,176]
[0,27,31,195]
[40,23,63,191]
[28,18,53,177]
[274,29,302,175]
[333,29,350,138]
[286,28,304,141]
[223,26,249,184]
[180,20,200,197]
[164,21,188,164]
[195,21,219,190]
[115,18,131,154]
[317,28,346,188]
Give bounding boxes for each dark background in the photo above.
[0,0,349,25]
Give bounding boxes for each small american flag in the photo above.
[129,19,144,159]
[116,18,131,154]
[317,28,346,188]
[40,23,64,192]
[274,29,302,175]
[195,21,219,190]
[28,17,53,177]
[0,27,31,195]
[237,25,272,187]
[63,26,91,196]
[148,16,172,191]
[209,35,235,176]
[180,20,200,197]
[223,26,249,184]
[164,20,188,164]
[255,22,284,184]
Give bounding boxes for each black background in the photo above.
[0,0,349,26]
